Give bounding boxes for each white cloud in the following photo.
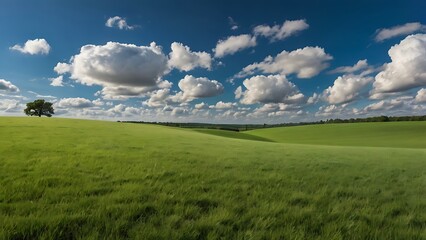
[54,63,71,74]
[415,88,426,103]
[92,98,105,106]
[211,101,236,110]
[143,76,224,107]
[171,107,189,116]
[168,42,212,71]
[235,46,332,79]
[194,102,209,109]
[238,75,304,105]
[28,91,56,99]
[98,80,171,100]
[49,76,64,87]
[10,39,50,55]
[375,22,426,42]
[363,99,405,112]
[323,74,373,104]
[143,88,172,107]
[234,86,243,99]
[307,93,320,104]
[214,34,257,58]
[253,19,309,41]
[369,92,400,100]
[0,99,23,112]
[228,17,239,30]
[56,97,94,108]
[315,103,349,117]
[105,104,144,118]
[249,102,303,119]
[372,34,426,94]
[105,16,136,30]
[0,79,20,93]
[178,75,224,99]
[329,59,369,74]
[56,41,169,98]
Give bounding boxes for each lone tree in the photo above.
[24,99,54,117]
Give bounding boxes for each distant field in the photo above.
[1,117,425,239]
[246,121,426,148]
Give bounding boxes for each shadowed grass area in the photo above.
[0,117,425,239]
[246,121,426,148]
[191,128,274,142]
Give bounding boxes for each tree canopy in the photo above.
[24,99,55,117]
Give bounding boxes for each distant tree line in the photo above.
[319,115,426,123]
[119,115,426,132]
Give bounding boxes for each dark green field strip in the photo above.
[191,129,275,142]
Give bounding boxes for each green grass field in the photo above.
[1,117,425,239]
[245,121,426,148]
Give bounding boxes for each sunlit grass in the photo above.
[246,121,426,148]
[0,117,425,239]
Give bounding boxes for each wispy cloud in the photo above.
[375,22,425,42]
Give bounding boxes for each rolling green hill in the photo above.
[245,121,426,148]
[1,117,425,239]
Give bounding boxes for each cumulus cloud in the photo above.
[178,75,224,99]
[168,42,212,71]
[56,97,94,108]
[55,41,169,98]
[214,34,257,58]
[143,76,224,107]
[237,75,304,105]
[235,46,332,79]
[10,38,50,55]
[171,107,190,116]
[98,80,172,100]
[315,104,349,117]
[362,97,412,113]
[92,99,105,106]
[54,63,71,74]
[323,74,373,104]
[329,59,370,74]
[105,16,136,30]
[415,88,426,103]
[49,76,64,87]
[234,86,243,99]
[0,79,20,93]
[307,93,320,104]
[107,104,143,117]
[372,34,426,95]
[211,101,236,110]
[0,99,23,112]
[375,22,426,42]
[253,19,309,41]
[194,102,209,109]
[143,88,172,107]
[248,102,303,119]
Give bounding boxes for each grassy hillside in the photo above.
[1,117,425,239]
[246,121,426,148]
[191,128,273,142]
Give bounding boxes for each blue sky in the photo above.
[1,0,426,123]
